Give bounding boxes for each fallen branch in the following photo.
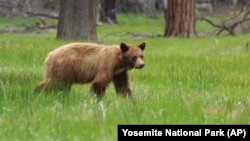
[123,32,162,38]
[101,31,162,41]
[198,16,250,36]
[0,19,57,34]
[198,2,250,36]
[23,18,57,32]
[26,11,59,19]
[23,24,57,32]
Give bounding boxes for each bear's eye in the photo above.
[140,55,144,60]
[132,56,137,61]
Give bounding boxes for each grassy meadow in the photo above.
[0,14,250,140]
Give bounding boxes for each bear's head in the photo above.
[120,42,146,70]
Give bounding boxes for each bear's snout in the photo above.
[137,63,144,69]
[135,63,144,69]
[134,57,144,69]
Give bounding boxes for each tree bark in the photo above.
[57,0,97,41]
[88,0,97,41]
[99,0,117,24]
[164,0,197,38]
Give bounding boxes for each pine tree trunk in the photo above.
[57,0,97,41]
[164,0,197,38]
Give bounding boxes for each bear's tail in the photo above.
[33,80,47,94]
[33,79,72,95]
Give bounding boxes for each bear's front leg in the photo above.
[113,71,132,97]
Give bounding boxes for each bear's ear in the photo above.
[120,43,129,52]
[138,42,146,51]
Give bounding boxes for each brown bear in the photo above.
[35,42,146,97]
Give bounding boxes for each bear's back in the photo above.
[44,43,122,83]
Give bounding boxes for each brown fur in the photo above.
[35,42,146,97]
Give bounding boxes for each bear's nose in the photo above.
[137,64,144,69]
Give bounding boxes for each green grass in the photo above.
[0,14,250,141]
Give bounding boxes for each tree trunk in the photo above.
[164,0,197,38]
[99,0,117,24]
[57,0,97,41]
[88,0,97,41]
